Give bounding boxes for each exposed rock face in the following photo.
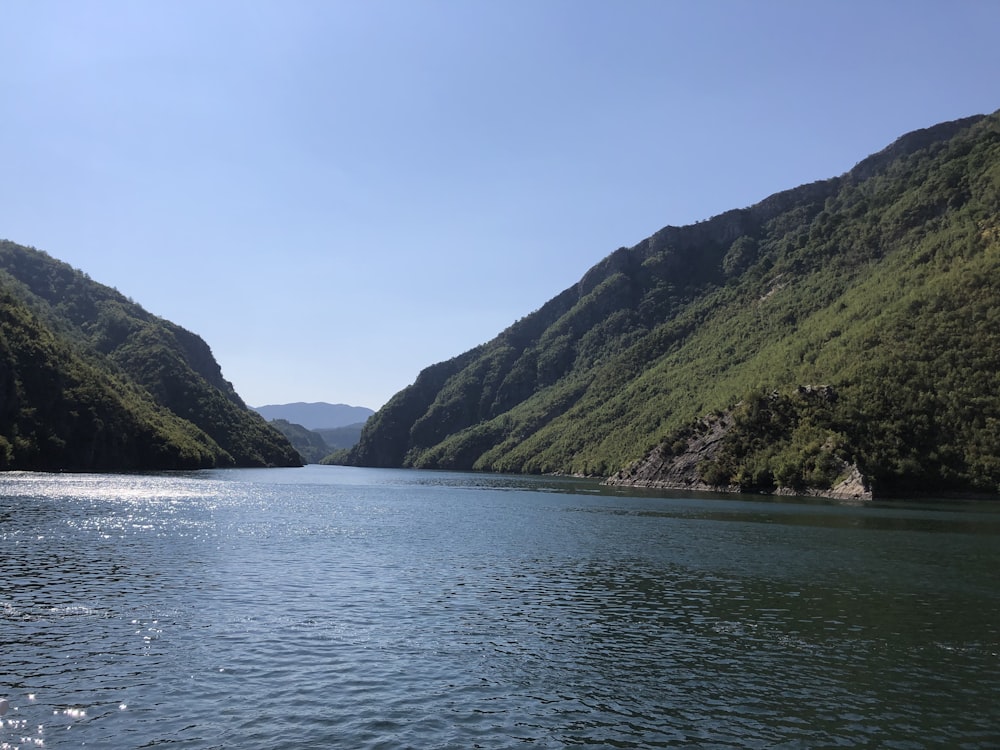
[771,463,872,501]
[605,411,739,494]
[605,404,873,501]
[827,465,872,501]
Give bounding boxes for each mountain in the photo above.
[266,419,369,465]
[315,423,367,451]
[0,240,302,471]
[265,416,370,464]
[268,419,331,464]
[345,111,1000,498]
[252,402,374,430]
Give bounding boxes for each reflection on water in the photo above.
[609,504,1000,534]
[1,466,998,749]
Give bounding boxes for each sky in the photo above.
[2,1,998,410]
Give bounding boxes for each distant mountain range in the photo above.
[264,419,369,464]
[0,241,301,470]
[256,403,374,464]
[252,402,374,430]
[344,111,1000,498]
[266,419,333,464]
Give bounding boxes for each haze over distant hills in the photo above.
[344,111,1000,498]
[254,402,373,464]
[252,402,374,430]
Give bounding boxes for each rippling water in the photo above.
[1,466,998,748]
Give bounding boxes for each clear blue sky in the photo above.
[2,1,997,409]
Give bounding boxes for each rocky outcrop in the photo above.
[605,411,739,494]
[825,465,871,501]
[605,402,873,501]
[772,463,872,501]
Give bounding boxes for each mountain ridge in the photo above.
[344,110,1000,498]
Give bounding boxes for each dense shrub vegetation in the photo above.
[346,112,1000,495]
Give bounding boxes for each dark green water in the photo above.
[1,466,998,748]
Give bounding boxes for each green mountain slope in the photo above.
[0,241,301,470]
[347,111,1000,496]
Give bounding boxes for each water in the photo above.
[1,466,998,749]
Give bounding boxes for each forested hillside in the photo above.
[0,241,301,470]
[346,111,1000,497]
[268,419,332,464]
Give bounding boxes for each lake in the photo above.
[1,466,998,748]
